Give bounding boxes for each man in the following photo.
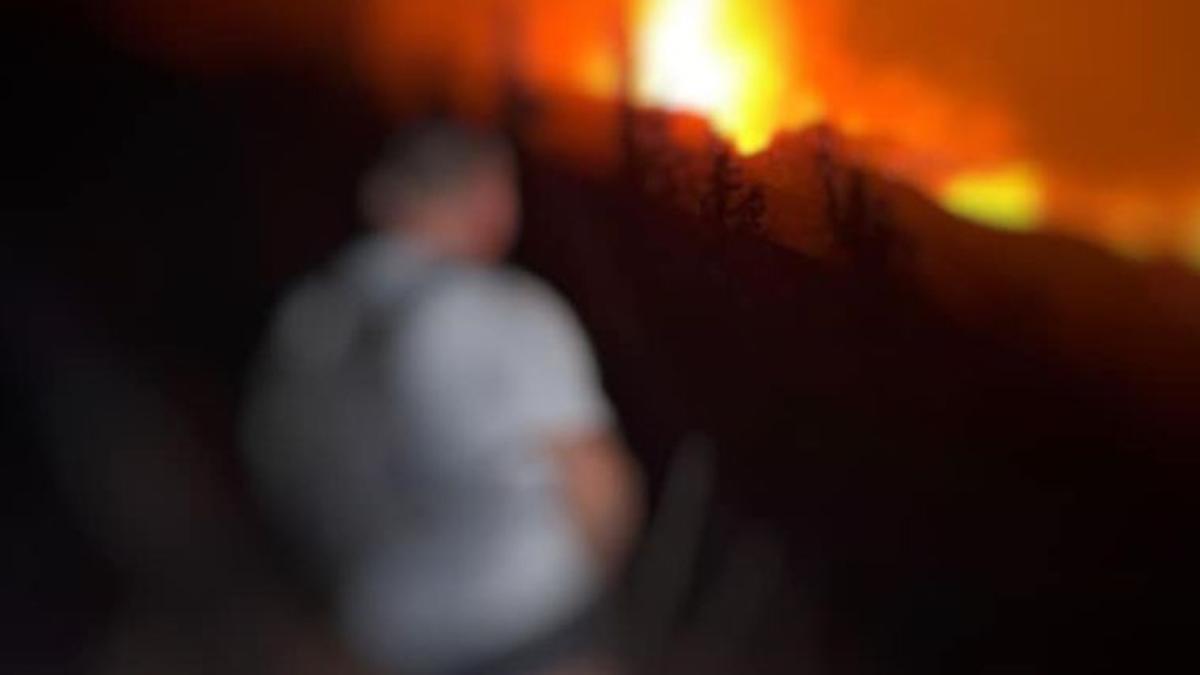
[241,123,642,674]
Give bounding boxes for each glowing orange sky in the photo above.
[801,0,1200,253]
[109,0,1200,261]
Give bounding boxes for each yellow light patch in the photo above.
[634,0,820,155]
[939,164,1043,232]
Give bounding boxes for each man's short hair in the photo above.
[360,121,514,226]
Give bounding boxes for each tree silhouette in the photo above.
[813,123,906,272]
[732,184,766,234]
[703,140,766,234]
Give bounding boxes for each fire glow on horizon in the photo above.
[110,0,1200,264]
[631,0,1038,231]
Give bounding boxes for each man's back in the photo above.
[242,234,614,672]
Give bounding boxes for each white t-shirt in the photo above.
[242,234,614,672]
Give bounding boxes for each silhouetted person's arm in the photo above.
[546,429,644,575]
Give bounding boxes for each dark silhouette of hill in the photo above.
[517,114,1200,672]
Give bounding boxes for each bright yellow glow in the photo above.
[634,0,818,154]
[939,164,1044,232]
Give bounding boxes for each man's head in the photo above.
[361,122,519,263]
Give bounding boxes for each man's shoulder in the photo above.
[495,266,565,300]
[418,264,568,319]
[404,265,583,353]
